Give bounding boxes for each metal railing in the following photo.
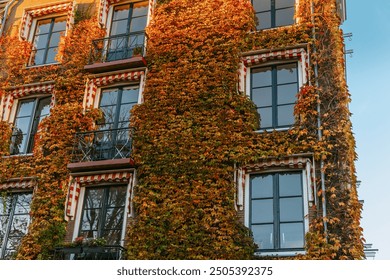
[54,245,126,260]
[71,127,134,163]
[88,32,145,64]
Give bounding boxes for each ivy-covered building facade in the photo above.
[0,0,364,260]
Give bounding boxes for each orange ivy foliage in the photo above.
[127,0,258,259]
[0,0,363,260]
[127,0,363,260]
[0,13,104,259]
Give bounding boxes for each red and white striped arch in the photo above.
[84,70,145,108]
[235,155,314,210]
[239,47,308,92]
[0,178,36,191]
[20,1,74,40]
[1,83,55,122]
[65,170,134,220]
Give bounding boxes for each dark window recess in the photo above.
[0,193,32,259]
[251,63,298,129]
[30,16,67,66]
[250,172,305,252]
[79,186,127,245]
[252,0,295,30]
[10,96,51,155]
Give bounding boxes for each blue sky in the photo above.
[342,0,390,259]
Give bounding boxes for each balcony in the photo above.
[68,127,135,172]
[84,32,146,73]
[54,245,125,260]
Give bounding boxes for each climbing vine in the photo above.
[0,11,104,259]
[0,0,363,260]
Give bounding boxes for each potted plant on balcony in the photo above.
[132,46,143,57]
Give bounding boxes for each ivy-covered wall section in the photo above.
[0,0,364,259]
[0,13,104,259]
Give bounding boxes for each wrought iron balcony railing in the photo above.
[54,245,126,260]
[88,32,145,65]
[71,127,134,163]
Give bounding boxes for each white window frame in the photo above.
[246,59,305,133]
[8,93,52,156]
[244,168,310,257]
[72,181,132,247]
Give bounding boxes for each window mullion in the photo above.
[271,0,276,28]
[273,173,279,250]
[98,187,109,239]
[272,66,278,128]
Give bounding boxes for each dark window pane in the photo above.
[113,4,130,20]
[118,104,132,123]
[252,87,272,107]
[257,11,272,29]
[121,88,139,103]
[52,17,67,32]
[45,48,57,64]
[84,189,104,208]
[133,1,149,17]
[17,100,35,117]
[34,34,49,49]
[276,0,295,9]
[129,17,147,33]
[100,89,119,106]
[252,224,274,250]
[14,194,32,214]
[276,7,295,27]
[81,208,100,231]
[110,19,128,35]
[252,67,272,88]
[251,174,273,198]
[277,64,297,84]
[31,49,45,65]
[128,34,145,48]
[279,173,302,196]
[277,104,294,126]
[107,186,127,207]
[35,19,52,34]
[36,97,51,123]
[258,107,272,128]
[104,208,124,230]
[280,197,303,222]
[14,117,31,135]
[253,0,271,12]
[49,32,62,47]
[0,193,32,259]
[280,222,304,249]
[251,199,273,223]
[277,84,298,105]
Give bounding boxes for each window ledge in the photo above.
[255,250,306,258]
[255,127,292,133]
[2,153,34,159]
[25,62,60,69]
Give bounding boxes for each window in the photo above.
[0,192,32,259]
[107,1,148,61]
[98,86,139,131]
[251,63,298,129]
[79,186,127,245]
[10,96,51,155]
[30,16,67,66]
[252,0,295,30]
[249,172,305,252]
[94,86,138,160]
